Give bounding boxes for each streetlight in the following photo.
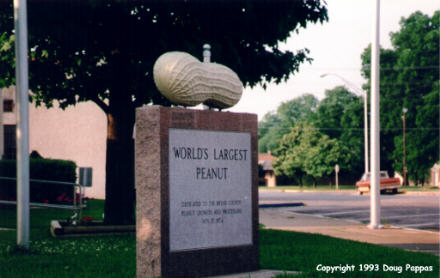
[320,73,369,175]
[402,107,408,186]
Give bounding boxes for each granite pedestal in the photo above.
[136,106,259,278]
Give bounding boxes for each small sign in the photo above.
[335,164,340,173]
[79,167,92,187]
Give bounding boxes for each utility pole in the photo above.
[402,108,408,186]
[363,91,369,174]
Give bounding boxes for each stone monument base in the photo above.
[136,106,259,278]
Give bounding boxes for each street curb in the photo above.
[403,191,440,196]
[259,189,440,196]
[259,202,304,208]
[259,189,357,193]
[209,269,299,278]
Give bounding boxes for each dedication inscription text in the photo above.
[169,128,252,251]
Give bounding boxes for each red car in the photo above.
[356,171,402,194]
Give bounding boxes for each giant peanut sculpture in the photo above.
[153,51,243,109]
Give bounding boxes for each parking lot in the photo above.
[260,191,440,232]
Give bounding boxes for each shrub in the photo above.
[0,158,77,204]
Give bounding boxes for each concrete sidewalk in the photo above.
[259,207,440,255]
[210,270,298,278]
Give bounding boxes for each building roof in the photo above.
[258,152,277,171]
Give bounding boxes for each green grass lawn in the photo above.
[1,200,438,278]
[0,199,105,229]
[263,229,439,278]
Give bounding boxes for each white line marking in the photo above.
[320,209,369,216]
[384,213,439,220]
[399,222,439,228]
[357,213,440,222]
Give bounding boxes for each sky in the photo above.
[226,0,439,120]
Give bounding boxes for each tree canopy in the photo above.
[313,86,364,174]
[1,0,328,109]
[273,121,345,187]
[261,10,438,187]
[0,0,328,223]
[361,10,439,184]
[260,87,363,185]
[258,93,318,153]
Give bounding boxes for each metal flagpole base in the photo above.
[367,223,384,229]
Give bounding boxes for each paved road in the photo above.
[259,191,440,232]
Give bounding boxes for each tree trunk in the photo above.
[299,176,303,188]
[104,93,135,225]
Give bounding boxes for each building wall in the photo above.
[0,87,107,199]
[2,87,16,125]
[1,87,17,159]
[29,101,107,199]
[430,165,440,187]
[264,171,277,187]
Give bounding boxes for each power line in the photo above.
[300,65,440,71]
[258,127,440,132]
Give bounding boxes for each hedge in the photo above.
[0,158,77,204]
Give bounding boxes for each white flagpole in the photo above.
[14,0,30,248]
[369,0,382,229]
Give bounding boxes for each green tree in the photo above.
[262,88,363,184]
[303,133,343,187]
[258,94,318,153]
[0,1,328,223]
[272,122,308,186]
[361,11,439,184]
[258,112,283,153]
[273,122,345,186]
[313,86,364,176]
[361,47,400,174]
